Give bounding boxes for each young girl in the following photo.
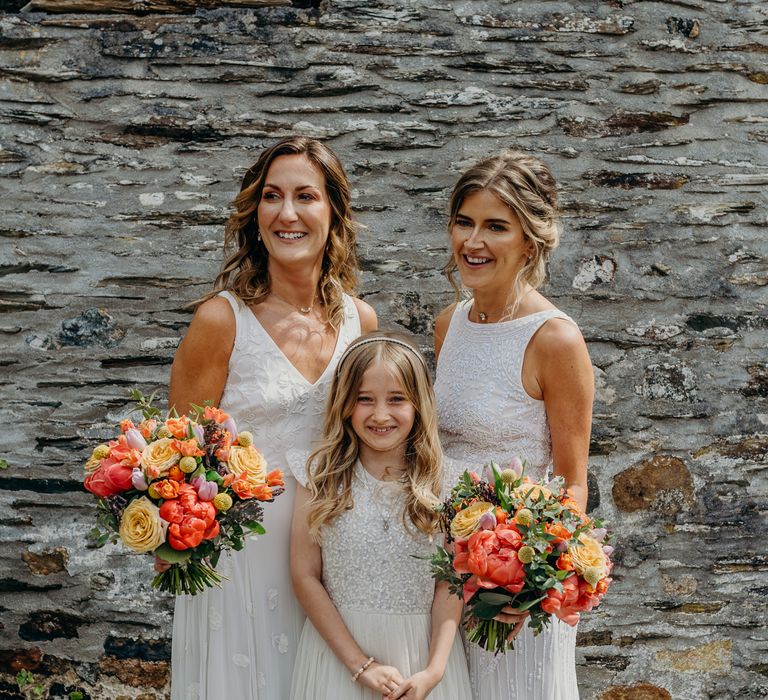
[289,332,471,699]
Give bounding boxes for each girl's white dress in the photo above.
[435,300,581,700]
[288,460,472,700]
[170,290,361,700]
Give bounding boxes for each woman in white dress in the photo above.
[167,136,377,699]
[433,150,594,700]
[290,333,472,700]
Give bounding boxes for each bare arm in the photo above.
[433,303,457,362]
[388,581,463,700]
[168,296,235,415]
[534,319,594,512]
[353,297,378,334]
[290,484,404,694]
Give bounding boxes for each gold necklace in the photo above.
[270,290,316,315]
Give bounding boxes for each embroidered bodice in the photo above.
[218,291,361,469]
[435,300,576,481]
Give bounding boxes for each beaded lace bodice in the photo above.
[218,290,361,471]
[435,300,575,481]
[289,459,449,615]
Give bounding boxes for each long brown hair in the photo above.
[445,149,560,309]
[306,332,442,541]
[209,136,358,327]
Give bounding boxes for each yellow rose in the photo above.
[141,438,180,478]
[450,501,495,539]
[228,445,267,486]
[119,497,167,553]
[569,534,608,582]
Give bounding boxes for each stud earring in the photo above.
[257,232,262,242]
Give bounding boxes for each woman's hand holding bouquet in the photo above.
[431,460,613,654]
[84,390,284,595]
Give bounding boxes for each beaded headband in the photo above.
[335,337,428,378]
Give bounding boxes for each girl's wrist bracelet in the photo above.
[351,656,374,682]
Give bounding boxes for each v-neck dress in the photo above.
[171,290,361,700]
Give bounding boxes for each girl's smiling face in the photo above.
[450,189,532,295]
[350,361,416,463]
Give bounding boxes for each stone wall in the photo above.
[1,1,766,698]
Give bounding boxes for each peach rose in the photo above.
[569,534,608,583]
[228,445,267,486]
[204,406,229,423]
[153,479,181,500]
[165,417,190,440]
[141,438,181,478]
[450,501,495,539]
[119,497,167,553]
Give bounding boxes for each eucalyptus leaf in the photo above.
[478,591,514,605]
[155,543,193,564]
[244,521,266,535]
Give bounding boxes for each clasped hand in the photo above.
[494,605,530,642]
[359,662,438,700]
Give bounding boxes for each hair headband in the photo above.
[335,337,428,378]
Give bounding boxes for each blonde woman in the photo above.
[434,151,594,699]
[169,136,376,699]
[289,332,471,699]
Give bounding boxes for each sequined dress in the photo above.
[435,300,580,700]
[288,461,472,699]
[170,290,361,700]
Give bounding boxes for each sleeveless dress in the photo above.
[170,290,361,700]
[288,460,472,700]
[434,299,580,700]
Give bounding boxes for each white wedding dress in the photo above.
[288,460,472,699]
[435,299,581,700]
[170,290,361,700]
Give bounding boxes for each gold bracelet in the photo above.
[351,656,374,682]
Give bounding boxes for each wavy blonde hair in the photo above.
[444,149,560,311]
[207,136,358,327]
[306,332,442,541]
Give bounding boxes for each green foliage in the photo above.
[128,388,163,421]
[69,692,84,700]
[0,458,8,470]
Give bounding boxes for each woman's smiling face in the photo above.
[256,153,333,269]
[450,189,532,295]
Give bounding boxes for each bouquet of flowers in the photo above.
[84,390,284,595]
[431,460,612,654]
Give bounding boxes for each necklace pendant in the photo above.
[478,312,488,322]
[298,306,311,314]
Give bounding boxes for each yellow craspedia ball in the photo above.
[93,444,110,459]
[237,431,254,447]
[500,469,517,485]
[517,546,535,564]
[515,508,534,527]
[583,566,603,588]
[213,493,233,512]
[156,426,172,439]
[147,483,161,500]
[179,456,197,473]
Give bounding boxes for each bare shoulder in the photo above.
[351,297,378,333]
[534,317,586,356]
[531,316,592,386]
[192,295,236,333]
